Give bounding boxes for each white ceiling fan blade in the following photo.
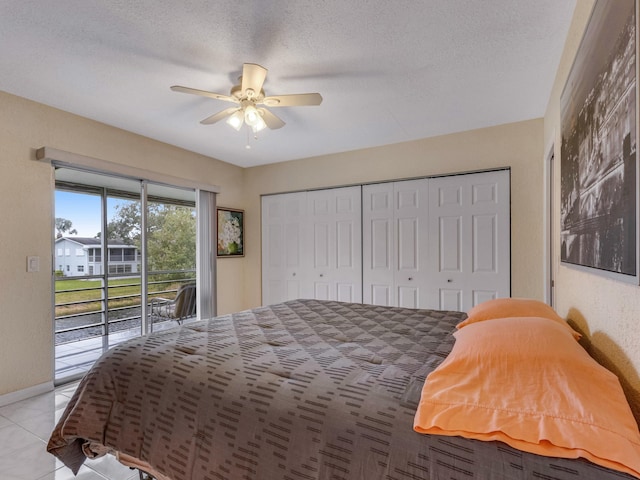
[260,108,285,129]
[241,63,268,97]
[171,85,238,104]
[261,93,323,107]
[200,107,240,125]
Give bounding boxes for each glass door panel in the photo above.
[146,184,197,332]
[54,170,197,384]
[106,194,143,348]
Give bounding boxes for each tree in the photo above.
[55,217,78,238]
[107,201,141,243]
[106,200,196,273]
[147,206,196,272]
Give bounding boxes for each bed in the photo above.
[47,299,640,479]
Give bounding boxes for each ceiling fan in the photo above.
[171,63,323,133]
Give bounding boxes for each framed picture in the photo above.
[560,0,638,282]
[217,208,244,257]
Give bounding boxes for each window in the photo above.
[65,248,70,256]
[66,265,70,271]
[89,248,102,262]
[76,248,85,256]
[110,248,123,262]
[57,248,63,256]
[108,264,133,274]
[77,265,84,272]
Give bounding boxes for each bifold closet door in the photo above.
[262,186,362,306]
[264,170,510,309]
[261,192,311,305]
[362,179,429,308]
[428,169,510,311]
[307,186,362,303]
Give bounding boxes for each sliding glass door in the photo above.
[54,168,196,383]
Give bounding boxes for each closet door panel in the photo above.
[363,183,395,306]
[261,192,310,305]
[398,286,419,309]
[285,223,301,267]
[438,216,462,272]
[337,283,356,303]
[370,285,391,306]
[397,217,418,270]
[394,179,430,308]
[440,289,463,311]
[473,214,498,273]
[314,282,331,300]
[363,179,429,308]
[371,219,392,269]
[429,170,510,311]
[313,222,330,269]
[334,188,362,302]
[307,186,362,302]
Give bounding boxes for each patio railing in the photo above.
[54,270,196,345]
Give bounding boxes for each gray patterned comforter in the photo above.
[47,299,635,479]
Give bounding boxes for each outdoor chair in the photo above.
[150,284,196,330]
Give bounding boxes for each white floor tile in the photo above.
[0,423,44,456]
[0,425,56,479]
[0,414,13,429]
[0,391,60,423]
[13,407,66,442]
[84,454,140,480]
[37,464,109,480]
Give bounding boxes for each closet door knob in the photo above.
[319,274,324,277]
[408,277,413,281]
[447,279,453,283]
[292,272,296,277]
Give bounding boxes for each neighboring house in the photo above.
[55,237,140,277]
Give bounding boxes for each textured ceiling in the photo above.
[0,1,577,167]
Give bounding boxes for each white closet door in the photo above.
[428,170,510,311]
[394,179,430,308]
[362,183,395,306]
[261,192,312,305]
[307,186,362,303]
[362,180,429,308]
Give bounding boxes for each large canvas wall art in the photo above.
[560,0,637,280]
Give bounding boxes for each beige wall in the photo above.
[0,91,246,396]
[544,0,640,421]
[243,118,545,309]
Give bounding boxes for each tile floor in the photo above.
[0,383,140,480]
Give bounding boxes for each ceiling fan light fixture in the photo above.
[172,63,321,138]
[251,114,267,133]
[244,104,261,127]
[226,110,244,131]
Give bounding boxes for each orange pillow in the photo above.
[414,317,640,478]
[458,297,581,339]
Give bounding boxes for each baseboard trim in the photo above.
[0,382,54,407]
